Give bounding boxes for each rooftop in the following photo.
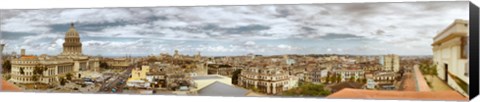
[192,75,225,80]
[1,79,21,91]
[197,81,249,96]
[326,88,468,101]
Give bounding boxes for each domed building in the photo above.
[9,23,99,85]
[60,23,83,56]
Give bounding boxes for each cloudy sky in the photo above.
[0,1,469,57]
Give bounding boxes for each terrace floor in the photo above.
[425,75,453,92]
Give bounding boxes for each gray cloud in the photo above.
[0,1,469,56]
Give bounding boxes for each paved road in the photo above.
[98,68,132,93]
[400,65,417,91]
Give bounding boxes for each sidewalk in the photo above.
[413,65,431,92]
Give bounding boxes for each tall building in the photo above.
[378,56,384,66]
[432,19,468,96]
[383,54,399,72]
[60,23,83,56]
[20,49,25,56]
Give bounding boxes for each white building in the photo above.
[432,19,469,96]
[332,68,365,82]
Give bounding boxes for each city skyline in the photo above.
[0,1,469,56]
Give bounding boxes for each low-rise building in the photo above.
[126,65,151,88]
[105,58,131,69]
[305,68,328,84]
[238,66,290,95]
[332,68,365,82]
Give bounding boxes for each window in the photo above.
[461,37,468,59]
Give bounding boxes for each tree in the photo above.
[329,74,337,84]
[32,64,46,85]
[335,74,342,83]
[19,68,25,75]
[398,68,405,77]
[33,64,45,75]
[356,78,362,83]
[60,77,66,86]
[4,75,11,80]
[283,82,331,96]
[2,60,11,73]
[66,73,73,81]
[99,61,109,69]
[349,76,355,82]
[231,69,242,85]
[325,73,330,84]
[427,64,437,83]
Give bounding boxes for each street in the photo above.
[98,67,133,93]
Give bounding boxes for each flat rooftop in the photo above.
[192,75,225,80]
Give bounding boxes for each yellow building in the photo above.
[432,19,469,96]
[129,65,150,80]
[126,65,151,88]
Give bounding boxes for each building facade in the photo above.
[332,68,365,82]
[432,19,469,96]
[238,66,290,95]
[383,54,400,72]
[9,23,97,85]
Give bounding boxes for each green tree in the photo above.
[231,69,242,85]
[33,64,45,75]
[66,73,73,81]
[325,73,330,84]
[335,74,342,83]
[349,76,355,82]
[283,82,331,96]
[329,74,336,84]
[99,61,109,69]
[2,60,11,73]
[32,64,46,86]
[356,78,362,83]
[19,68,25,75]
[59,77,66,86]
[427,64,437,83]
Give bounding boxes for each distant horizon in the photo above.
[1,50,433,58]
[0,1,469,56]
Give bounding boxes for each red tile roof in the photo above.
[326,88,467,101]
[1,79,21,91]
[20,55,37,59]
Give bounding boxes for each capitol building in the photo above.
[9,23,99,84]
